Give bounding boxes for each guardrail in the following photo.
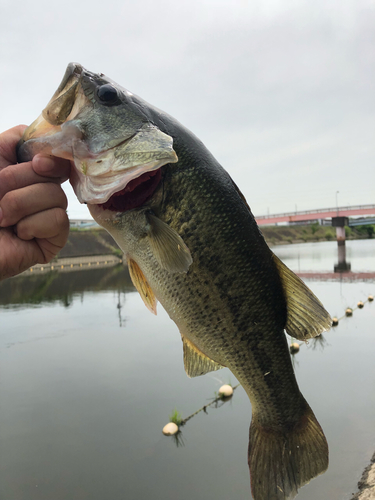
[255,204,375,220]
[21,254,123,276]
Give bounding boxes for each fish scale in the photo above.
[145,160,302,422]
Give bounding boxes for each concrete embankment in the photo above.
[23,225,371,274]
[351,453,375,500]
[60,224,374,258]
[58,229,121,258]
[22,229,123,276]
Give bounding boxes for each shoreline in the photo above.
[61,226,374,259]
[351,452,375,499]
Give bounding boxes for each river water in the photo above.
[0,239,374,500]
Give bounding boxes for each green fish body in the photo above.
[18,63,331,500]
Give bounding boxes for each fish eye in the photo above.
[97,84,119,104]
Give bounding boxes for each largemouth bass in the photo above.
[17,63,331,500]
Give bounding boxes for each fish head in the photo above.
[17,63,178,206]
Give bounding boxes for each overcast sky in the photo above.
[1,0,374,219]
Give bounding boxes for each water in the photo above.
[0,239,374,500]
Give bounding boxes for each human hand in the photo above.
[0,125,71,280]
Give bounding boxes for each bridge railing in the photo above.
[255,204,375,220]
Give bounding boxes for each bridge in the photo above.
[255,204,375,225]
[297,271,375,282]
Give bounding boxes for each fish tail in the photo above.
[248,405,328,500]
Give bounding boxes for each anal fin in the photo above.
[182,335,224,378]
[127,257,157,315]
[272,253,331,340]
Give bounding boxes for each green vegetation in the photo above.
[214,391,225,401]
[169,408,183,426]
[112,248,124,257]
[325,230,333,241]
[260,223,373,246]
[64,223,375,256]
[356,225,375,238]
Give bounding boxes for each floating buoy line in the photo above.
[289,294,374,354]
[163,384,240,440]
[163,295,373,438]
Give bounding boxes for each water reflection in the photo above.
[117,289,127,327]
[274,239,375,282]
[0,241,374,500]
[334,241,351,273]
[0,264,134,309]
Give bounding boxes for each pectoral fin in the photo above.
[272,253,332,340]
[182,335,224,378]
[127,257,157,315]
[147,213,193,273]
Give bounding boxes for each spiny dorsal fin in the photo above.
[182,335,224,378]
[147,213,193,273]
[272,253,331,340]
[127,257,157,315]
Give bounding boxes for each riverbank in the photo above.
[260,223,373,246]
[351,452,375,499]
[58,228,122,258]
[58,225,374,258]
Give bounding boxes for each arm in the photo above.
[0,125,71,280]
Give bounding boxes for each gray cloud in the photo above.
[1,0,374,218]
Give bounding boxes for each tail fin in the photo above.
[248,406,328,500]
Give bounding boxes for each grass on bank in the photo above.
[261,223,375,246]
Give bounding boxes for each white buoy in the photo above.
[219,384,233,397]
[289,342,300,354]
[162,422,179,435]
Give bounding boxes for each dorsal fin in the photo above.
[147,213,193,273]
[127,257,158,315]
[182,335,224,378]
[230,178,252,212]
[272,253,331,340]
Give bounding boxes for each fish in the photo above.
[17,63,331,500]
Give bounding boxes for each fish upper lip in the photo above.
[62,63,83,85]
[18,63,178,205]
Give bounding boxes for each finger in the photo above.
[16,207,69,247]
[32,155,71,182]
[20,208,70,263]
[0,183,68,227]
[0,161,47,200]
[0,125,28,169]
[0,227,38,280]
[0,156,71,201]
[0,207,69,280]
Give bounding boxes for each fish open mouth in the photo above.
[17,62,178,208]
[98,168,162,212]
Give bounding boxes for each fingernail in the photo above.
[32,154,55,173]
